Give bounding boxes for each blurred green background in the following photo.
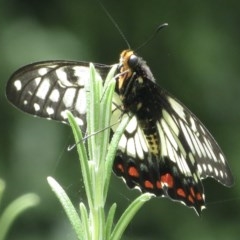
[0,0,239,239]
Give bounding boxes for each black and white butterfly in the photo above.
[6,49,233,214]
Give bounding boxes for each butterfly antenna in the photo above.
[135,23,168,51]
[67,120,121,151]
[97,0,131,49]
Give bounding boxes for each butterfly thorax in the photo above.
[116,50,162,122]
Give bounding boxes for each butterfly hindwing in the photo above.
[112,106,206,213]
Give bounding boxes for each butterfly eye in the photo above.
[128,54,139,69]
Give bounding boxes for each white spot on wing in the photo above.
[56,68,68,83]
[197,164,203,175]
[157,122,167,156]
[194,134,207,158]
[14,80,22,91]
[63,88,76,107]
[219,153,226,165]
[203,138,217,161]
[38,68,48,76]
[161,118,178,150]
[202,163,207,172]
[166,138,175,162]
[75,88,86,114]
[61,110,68,119]
[186,125,202,157]
[119,134,127,151]
[137,126,148,153]
[180,153,191,176]
[36,78,50,99]
[208,164,213,172]
[162,109,179,135]
[188,152,195,165]
[203,142,212,159]
[75,117,84,126]
[127,138,136,158]
[34,77,41,85]
[180,120,195,154]
[49,89,60,102]
[34,103,40,111]
[46,107,54,115]
[134,133,144,159]
[190,116,197,132]
[73,66,90,86]
[125,117,137,134]
[168,97,185,120]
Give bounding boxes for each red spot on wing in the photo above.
[161,173,174,188]
[177,188,186,198]
[144,180,154,189]
[196,193,203,201]
[188,195,194,204]
[156,180,162,189]
[128,166,139,177]
[116,164,124,173]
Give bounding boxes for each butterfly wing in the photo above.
[112,86,233,214]
[6,60,112,129]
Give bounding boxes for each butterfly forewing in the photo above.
[7,61,111,129]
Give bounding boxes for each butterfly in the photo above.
[6,49,233,214]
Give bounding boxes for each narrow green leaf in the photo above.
[103,114,131,202]
[0,193,39,240]
[79,203,91,240]
[47,177,83,240]
[105,203,117,239]
[110,193,153,240]
[67,111,93,209]
[99,67,117,165]
[87,63,102,161]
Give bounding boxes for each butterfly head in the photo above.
[117,50,155,93]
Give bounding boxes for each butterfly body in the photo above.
[6,49,233,214]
